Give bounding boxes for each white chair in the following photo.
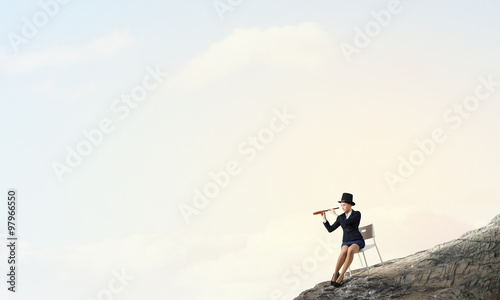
[348,224,383,276]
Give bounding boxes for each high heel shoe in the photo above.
[330,272,340,286]
[333,273,344,288]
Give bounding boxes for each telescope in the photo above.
[312,207,339,215]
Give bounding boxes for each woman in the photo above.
[320,192,365,287]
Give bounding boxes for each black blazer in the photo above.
[323,210,363,242]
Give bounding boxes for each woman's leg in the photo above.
[332,246,349,281]
[336,244,360,283]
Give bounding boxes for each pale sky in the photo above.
[1,1,500,299]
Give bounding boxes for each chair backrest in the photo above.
[359,224,375,240]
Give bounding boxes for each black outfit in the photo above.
[323,210,365,249]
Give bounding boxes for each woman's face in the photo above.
[341,202,351,213]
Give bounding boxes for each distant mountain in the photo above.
[294,214,500,300]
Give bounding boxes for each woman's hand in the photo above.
[330,208,338,217]
[320,212,327,223]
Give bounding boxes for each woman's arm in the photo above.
[322,210,340,232]
[321,208,338,223]
[321,211,327,223]
[324,218,340,232]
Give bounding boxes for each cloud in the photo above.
[30,80,96,101]
[60,234,174,273]
[22,231,248,276]
[170,22,338,89]
[0,31,133,73]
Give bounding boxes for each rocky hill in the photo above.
[294,214,500,300]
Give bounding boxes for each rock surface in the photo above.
[294,214,500,300]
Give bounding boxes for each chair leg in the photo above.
[362,251,369,274]
[357,252,364,267]
[374,244,383,263]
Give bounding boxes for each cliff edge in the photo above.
[294,214,500,300]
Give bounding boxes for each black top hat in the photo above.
[338,193,355,206]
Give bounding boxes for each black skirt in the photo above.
[341,239,365,249]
